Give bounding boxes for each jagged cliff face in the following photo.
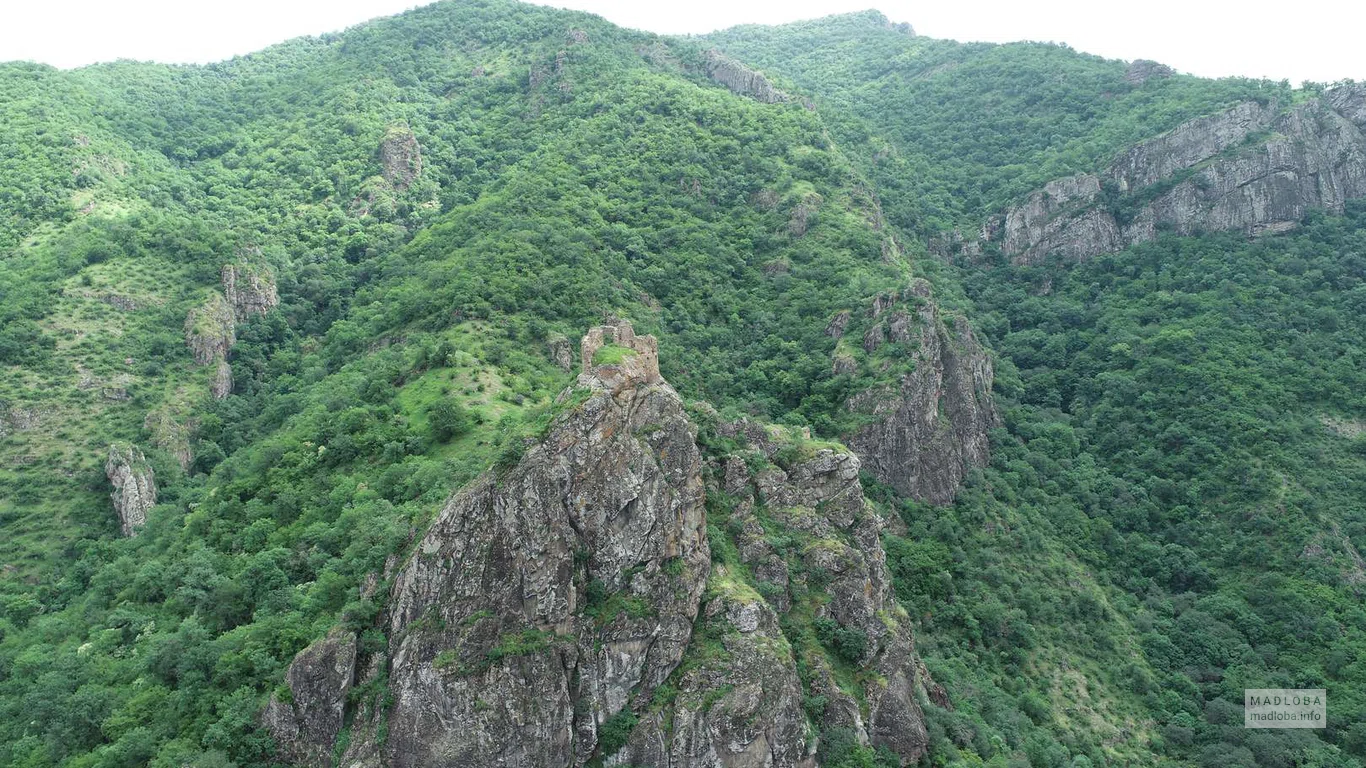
[104,442,156,537]
[266,323,942,767]
[270,321,711,768]
[698,424,933,762]
[184,260,279,399]
[995,84,1366,265]
[704,50,789,104]
[842,280,997,505]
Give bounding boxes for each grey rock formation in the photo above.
[379,126,423,190]
[212,359,234,400]
[612,578,816,768]
[184,263,275,399]
[105,442,156,536]
[847,281,996,505]
[996,85,1366,265]
[714,429,933,762]
[267,323,944,767]
[263,629,358,768]
[184,292,236,366]
[222,262,280,320]
[548,333,574,371]
[269,322,710,768]
[703,50,788,104]
[144,406,195,472]
[1124,59,1174,85]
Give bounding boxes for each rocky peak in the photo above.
[988,86,1366,265]
[1124,59,1174,85]
[221,261,279,321]
[379,125,423,190]
[578,319,661,393]
[703,49,789,104]
[846,281,997,505]
[105,442,156,537]
[270,323,708,768]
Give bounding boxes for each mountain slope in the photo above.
[3,3,1366,768]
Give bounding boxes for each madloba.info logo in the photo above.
[1245,689,1326,728]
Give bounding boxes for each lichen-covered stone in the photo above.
[105,442,156,536]
[704,50,788,104]
[222,262,279,320]
[997,88,1366,265]
[263,629,358,768]
[847,284,996,505]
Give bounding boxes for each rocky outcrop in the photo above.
[267,323,943,767]
[271,321,709,768]
[993,85,1366,265]
[1124,59,1174,85]
[0,403,46,438]
[379,126,423,191]
[144,405,195,472]
[613,576,815,768]
[703,50,788,104]
[221,262,279,321]
[262,629,358,768]
[548,333,574,371]
[184,262,277,399]
[184,292,236,366]
[705,424,934,762]
[845,280,996,505]
[105,442,156,536]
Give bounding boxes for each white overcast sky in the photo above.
[1,0,1363,85]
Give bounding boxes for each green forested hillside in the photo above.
[702,11,1293,235]
[2,2,1364,767]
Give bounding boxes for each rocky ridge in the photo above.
[835,279,997,505]
[265,322,942,767]
[184,260,279,400]
[957,84,1366,265]
[105,442,156,537]
[703,50,789,104]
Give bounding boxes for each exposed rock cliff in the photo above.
[272,320,709,768]
[845,280,997,505]
[144,405,195,472]
[105,442,156,537]
[267,323,943,767]
[184,261,278,399]
[221,261,280,321]
[612,574,815,768]
[691,419,934,763]
[991,84,1366,265]
[262,629,358,768]
[704,50,789,104]
[184,292,236,366]
[548,333,574,371]
[379,126,423,190]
